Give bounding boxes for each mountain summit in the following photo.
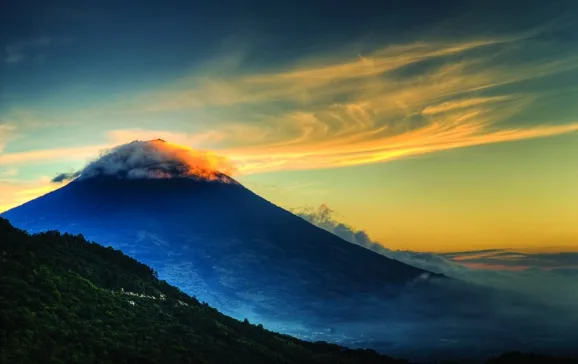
[5,140,575,361]
[3,140,435,328]
[73,139,237,182]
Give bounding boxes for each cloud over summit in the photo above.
[67,139,237,182]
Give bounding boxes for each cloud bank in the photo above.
[74,139,237,182]
[294,204,578,312]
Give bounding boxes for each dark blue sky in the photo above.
[2,0,576,106]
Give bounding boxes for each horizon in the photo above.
[3,137,578,280]
[1,0,577,261]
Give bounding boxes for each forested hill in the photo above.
[1,217,577,364]
[0,217,409,364]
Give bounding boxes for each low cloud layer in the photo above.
[60,139,237,182]
[294,204,578,312]
[291,205,578,361]
[442,249,578,270]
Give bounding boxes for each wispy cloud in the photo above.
[4,33,578,172]
[441,249,578,270]
[3,36,74,65]
[0,144,111,165]
[296,204,578,311]
[0,167,18,178]
[0,178,58,213]
[106,129,226,148]
[51,170,81,183]
[112,35,578,173]
[4,37,53,65]
[2,31,578,211]
[0,124,16,152]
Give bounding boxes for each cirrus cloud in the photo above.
[2,31,578,211]
[112,34,578,173]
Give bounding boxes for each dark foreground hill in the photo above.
[5,177,578,362]
[0,217,411,364]
[6,141,578,361]
[1,175,434,326]
[2,219,577,364]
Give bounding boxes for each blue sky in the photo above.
[1,0,578,252]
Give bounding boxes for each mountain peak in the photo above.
[78,140,236,183]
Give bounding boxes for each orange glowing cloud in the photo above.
[2,34,578,178]
[106,35,578,174]
[78,139,237,182]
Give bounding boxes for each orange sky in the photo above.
[2,26,578,253]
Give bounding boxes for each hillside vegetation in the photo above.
[1,217,576,364]
[0,218,410,364]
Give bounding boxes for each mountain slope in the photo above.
[0,217,411,364]
[2,219,577,364]
[1,176,439,326]
[4,140,577,362]
[6,177,578,362]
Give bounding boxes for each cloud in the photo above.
[0,109,79,131]
[0,178,58,213]
[0,135,242,212]
[2,31,578,211]
[3,37,74,65]
[0,144,111,165]
[106,129,226,148]
[51,171,81,183]
[136,40,503,110]
[441,250,578,270]
[3,34,578,176]
[0,168,18,178]
[106,35,578,174]
[293,204,578,312]
[77,139,237,182]
[4,37,53,64]
[0,124,16,152]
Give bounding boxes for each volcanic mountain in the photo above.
[3,140,577,361]
[2,141,436,321]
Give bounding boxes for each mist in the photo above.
[285,204,578,360]
[293,204,578,307]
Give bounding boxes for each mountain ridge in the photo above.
[2,217,576,364]
[0,217,412,364]
[4,170,577,361]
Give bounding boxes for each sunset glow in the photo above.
[1,1,577,253]
[78,139,237,182]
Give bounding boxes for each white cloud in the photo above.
[294,204,578,312]
[3,37,73,65]
[4,37,53,64]
[0,123,16,152]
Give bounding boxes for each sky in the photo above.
[1,0,578,254]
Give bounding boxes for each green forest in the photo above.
[0,217,576,364]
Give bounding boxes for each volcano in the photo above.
[3,140,577,361]
[2,141,436,322]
